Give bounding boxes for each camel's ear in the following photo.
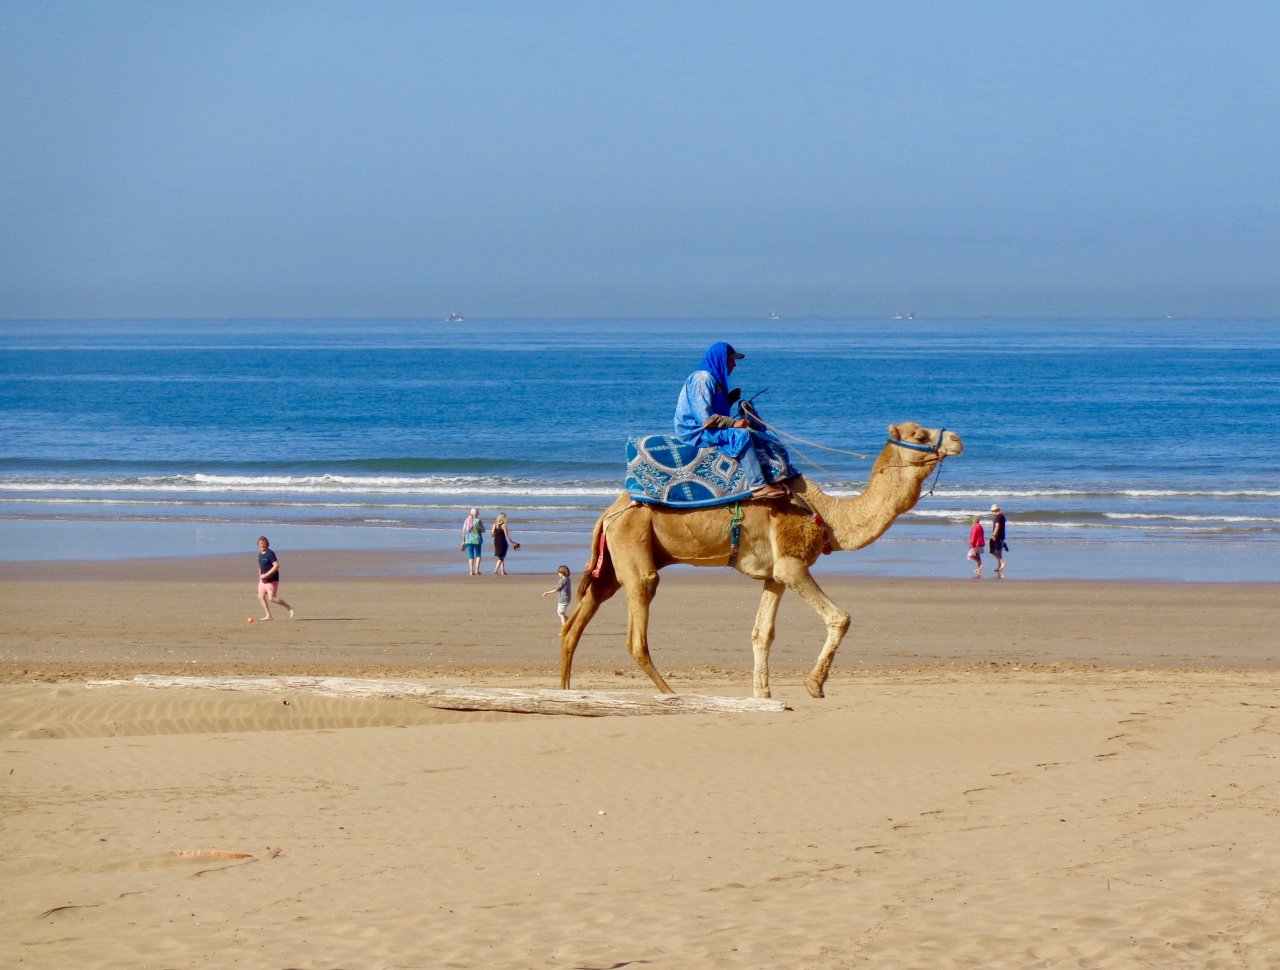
[887,423,902,441]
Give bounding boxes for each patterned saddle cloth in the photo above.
[624,434,798,508]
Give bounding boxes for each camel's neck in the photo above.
[791,448,935,551]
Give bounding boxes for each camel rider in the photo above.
[674,342,792,499]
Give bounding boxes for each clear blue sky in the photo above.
[2,1,1277,319]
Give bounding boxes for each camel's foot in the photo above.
[639,663,675,695]
[804,674,826,699]
[753,687,773,700]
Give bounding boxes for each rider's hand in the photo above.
[732,418,750,429]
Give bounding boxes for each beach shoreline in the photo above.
[3,550,1277,686]
[5,512,1279,583]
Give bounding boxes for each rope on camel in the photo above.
[763,423,869,480]
[766,421,946,496]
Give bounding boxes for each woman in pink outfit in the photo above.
[967,517,986,576]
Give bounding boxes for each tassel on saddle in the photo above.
[723,503,744,568]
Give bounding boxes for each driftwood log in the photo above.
[87,675,789,717]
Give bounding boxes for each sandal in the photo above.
[751,484,790,499]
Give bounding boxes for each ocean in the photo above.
[2,316,1278,582]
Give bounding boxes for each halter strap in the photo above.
[887,428,949,496]
[887,428,947,453]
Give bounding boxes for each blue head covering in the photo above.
[698,342,743,414]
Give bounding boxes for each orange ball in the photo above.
[246,616,254,624]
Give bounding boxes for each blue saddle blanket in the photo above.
[625,434,798,508]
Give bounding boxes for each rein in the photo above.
[766,415,950,494]
[767,425,872,461]
[741,401,872,466]
[782,425,950,496]
[755,405,947,464]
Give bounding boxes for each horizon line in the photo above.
[5,313,1279,324]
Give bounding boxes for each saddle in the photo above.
[624,434,798,508]
[616,434,829,564]
[625,436,752,507]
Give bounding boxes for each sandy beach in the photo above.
[2,553,1278,968]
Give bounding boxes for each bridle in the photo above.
[886,427,949,495]
[887,427,949,457]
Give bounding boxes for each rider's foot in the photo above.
[751,484,789,499]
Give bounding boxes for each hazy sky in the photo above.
[2,1,1277,319]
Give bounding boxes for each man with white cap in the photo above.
[989,504,1007,573]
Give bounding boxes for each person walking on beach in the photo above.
[461,508,486,576]
[542,565,572,628]
[490,512,519,575]
[256,536,294,620]
[989,504,1008,573]
[967,517,985,576]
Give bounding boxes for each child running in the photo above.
[256,536,295,620]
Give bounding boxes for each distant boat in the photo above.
[770,310,781,320]
[891,311,915,321]
[447,312,464,322]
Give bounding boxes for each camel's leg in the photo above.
[594,504,673,693]
[750,579,785,699]
[559,575,620,689]
[621,568,674,693]
[774,559,850,699]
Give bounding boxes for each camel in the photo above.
[559,422,963,699]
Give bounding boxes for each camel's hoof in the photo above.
[804,676,825,699]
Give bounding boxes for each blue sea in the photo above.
[1,317,1278,582]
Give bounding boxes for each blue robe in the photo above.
[674,342,793,488]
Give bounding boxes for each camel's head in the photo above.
[886,422,964,459]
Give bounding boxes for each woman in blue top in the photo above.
[460,508,485,576]
[674,342,790,499]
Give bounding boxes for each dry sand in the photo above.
[2,553,1278,968]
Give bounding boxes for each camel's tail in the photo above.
[577,513,613,598]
